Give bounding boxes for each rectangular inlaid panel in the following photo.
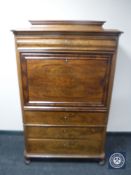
[26,138,104,156]
[21,53,111,107]
[25,126,105,139]
[24,111,107,126]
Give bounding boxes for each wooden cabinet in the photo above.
[13,20,122,163]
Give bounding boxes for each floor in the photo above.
[0,132,130,175]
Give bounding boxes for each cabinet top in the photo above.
[12,20,122,36]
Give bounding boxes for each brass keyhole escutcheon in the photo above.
[65,58,68,63]
[64,116,68,121]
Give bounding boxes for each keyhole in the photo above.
[65,58,68,63]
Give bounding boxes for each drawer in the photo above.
[26,138,104,156]
[25,126,105,139]
[24,111,106,126]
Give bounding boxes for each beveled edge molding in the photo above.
[29,20,106,26]
[24,123,106,127]
[25,151,105,159]
[23,106,107,112]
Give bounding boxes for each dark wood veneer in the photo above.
[13,20,122,163]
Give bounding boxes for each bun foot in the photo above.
[24,157,31,165]
[99,159,106,165]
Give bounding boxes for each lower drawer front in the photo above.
[26,138,104,156]
[24,111,106,126]
[25,126,105,139]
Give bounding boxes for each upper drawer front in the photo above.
[21,53,112,107]
[24,111,106,126]
[16,36,117,52]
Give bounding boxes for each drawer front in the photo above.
[25,126,105,139]
[24,111,106,126]
[26,138,104,156]
[21,52,111,107]
[17,37,116,50]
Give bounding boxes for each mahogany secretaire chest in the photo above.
[12,21,122,163]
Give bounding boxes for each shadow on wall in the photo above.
[108,46,131,131]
